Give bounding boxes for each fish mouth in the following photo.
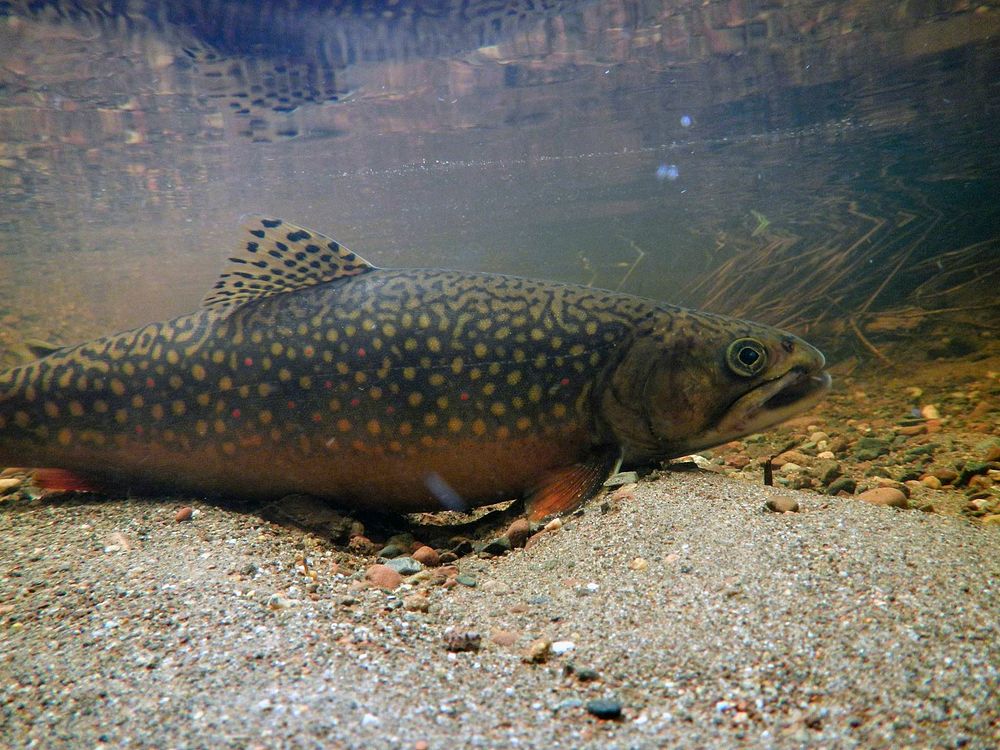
[732,367,833,435]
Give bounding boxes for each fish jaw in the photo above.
[694,368,832,449]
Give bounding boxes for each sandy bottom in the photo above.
[1,471,997,749]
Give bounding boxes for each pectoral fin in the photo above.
[525,446,623,521]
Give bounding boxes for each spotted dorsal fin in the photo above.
[202,217,376,310]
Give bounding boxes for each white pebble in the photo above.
[551,640,576,655]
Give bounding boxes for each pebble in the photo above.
[174,506,193,522]
[443,630,481,652]
[827,477,857,495]
[610,483,638,502]
[505,518,531,548]
[0,477,22,494]
[857,487,909,509]
[604,471,638,486]
[981,514,1000,527]
[478,537,512,556]
[412,545,440,567]
[266,594,295,610]
[586,698,623,720]
[628,557,649,571]
[455,574,477,587]
[384,557,422,575]
[402,593,430,612]
[523,638,552,663]
[918,474,942,489]
[551,640,575,655]
[543,518,563,532]
[931,468,959,485]
[765,495,799,513]
[378,544,405,559]
[365,564,403,590]
[490,629,519,647]
[921,404,940,420]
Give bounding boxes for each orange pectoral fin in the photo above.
[32,468,102,493]
[525,446,623,522]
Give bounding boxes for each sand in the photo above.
[1,471,998,749]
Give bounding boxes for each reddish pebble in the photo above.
[365,564,402,590]
[415,742,429,750]
[490,629,519,647]
[505,518,531,548]
[858,487,909,509]
[174,506,193,522]
[412,545,440,567]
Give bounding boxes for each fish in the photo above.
[0,217,831,520]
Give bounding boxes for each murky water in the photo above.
[1,0,998,355]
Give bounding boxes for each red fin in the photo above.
[32,468,101,493]
[525,446,623,522]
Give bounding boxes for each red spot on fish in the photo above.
[460,392,470,401]
[287,400,296,409]
[135,425,144,435]
[357,347,366,357]
[146,377,155,388]
[350,397,360,407]
[312,412,323,423]
[244,357,253,367]
[385,406,396,415]
[304,346,315,357]
[324,380,333,389]
[231,408,241,419]
[560,377,570,386]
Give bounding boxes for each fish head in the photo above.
[601,312,832,463]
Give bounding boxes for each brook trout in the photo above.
[0,218,831,519]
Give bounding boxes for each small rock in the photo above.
[628,557,649,571]
[443,629,481,652]
[266,594,294,610]
[455,574,477,587]
[853,437,890,461]
[931,467,959,485]
[586,698,623,720]
[827,477,857,495]
[897,424,926,436]
[551,640,575,655]
[610,482,638,502]
[384,557,422,575]
[544,517,563,532]
[403,593,430,612]
[377,544,405,559]
[365,564,403,590]
[477,536,512,556]
[920,404,940,420]
[604,471,638,486]
[572,665,600,681]
[858,487,909,509]
[957,461,990,487]
[348,535,378,555]
[412,546,440,567]
[490,629,519,647]
[523,637,552,663]
[920,475,942,489]
[980,514,1000,527]
[765,495,800,513]
[174,506,193,522]
[505,518,531,548]
[0,477,22,495]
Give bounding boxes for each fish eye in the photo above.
[726,338,768,377]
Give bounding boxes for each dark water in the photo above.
[1,0,998,357]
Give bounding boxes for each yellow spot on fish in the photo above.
[569,344,585,357]
[474,342,488,358]
[424,413,438,428]
[131,395,145,409]
[496,425,510,440]
[114,410,127,425]
[197,393,211,407]
[482,383,496,396]
[552,403,567,418]
[418,313,431,328]
[299,376,312,389]
[472,419,487,436]
[448,416,462,433]
[367,419,381,436]
[57,428,72,446]
[58,371,73,389]
[68,401,84,417]
[551,336,563,349]
[259,410,273,425]
[44,402,60,418]
[344,324,357,337]
[370,387,382,400]
[507,371,522,386]
[110,379,126,396]
[399,422,413,436]
[490,402,506,417]
[402,366,416,380]
[191,364,206,381]
[271,342,284,356]
[279,368,292,383]
[195,420,209,436]
[436,396,449,410]
[428,337,441,353]
[297,323,308,337]
[251,331,264,344]
[222,442,236,456]
[94,400,108,413]
[326,330,339,343]
[362,319,376,332]
[451,357,463,374]
[528,384,542,403]
[122,362,136,376]
[408,392,423,407]
[530,328,544,341]
[169,375,182,389]
[354,371,367,384]
[151,404,164,420]
[428,373,445,387]
[212,350,225,364]
[172,401,186,416]
[585,321,598,335]
[219,376,233,391]
[328,399,341,412]
[516,416,532,431]
[337,418,351,433]
[383,323,396,337]
[166,350,180,365]
[214,419,226,434]
[336,362,350,375]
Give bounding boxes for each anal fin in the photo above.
[32,469,101,494]
[525,446,623,522]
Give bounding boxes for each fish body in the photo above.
[0,218,831,518]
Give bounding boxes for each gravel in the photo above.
[1,471,998,749]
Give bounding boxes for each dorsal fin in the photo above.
[202,217,376,310]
